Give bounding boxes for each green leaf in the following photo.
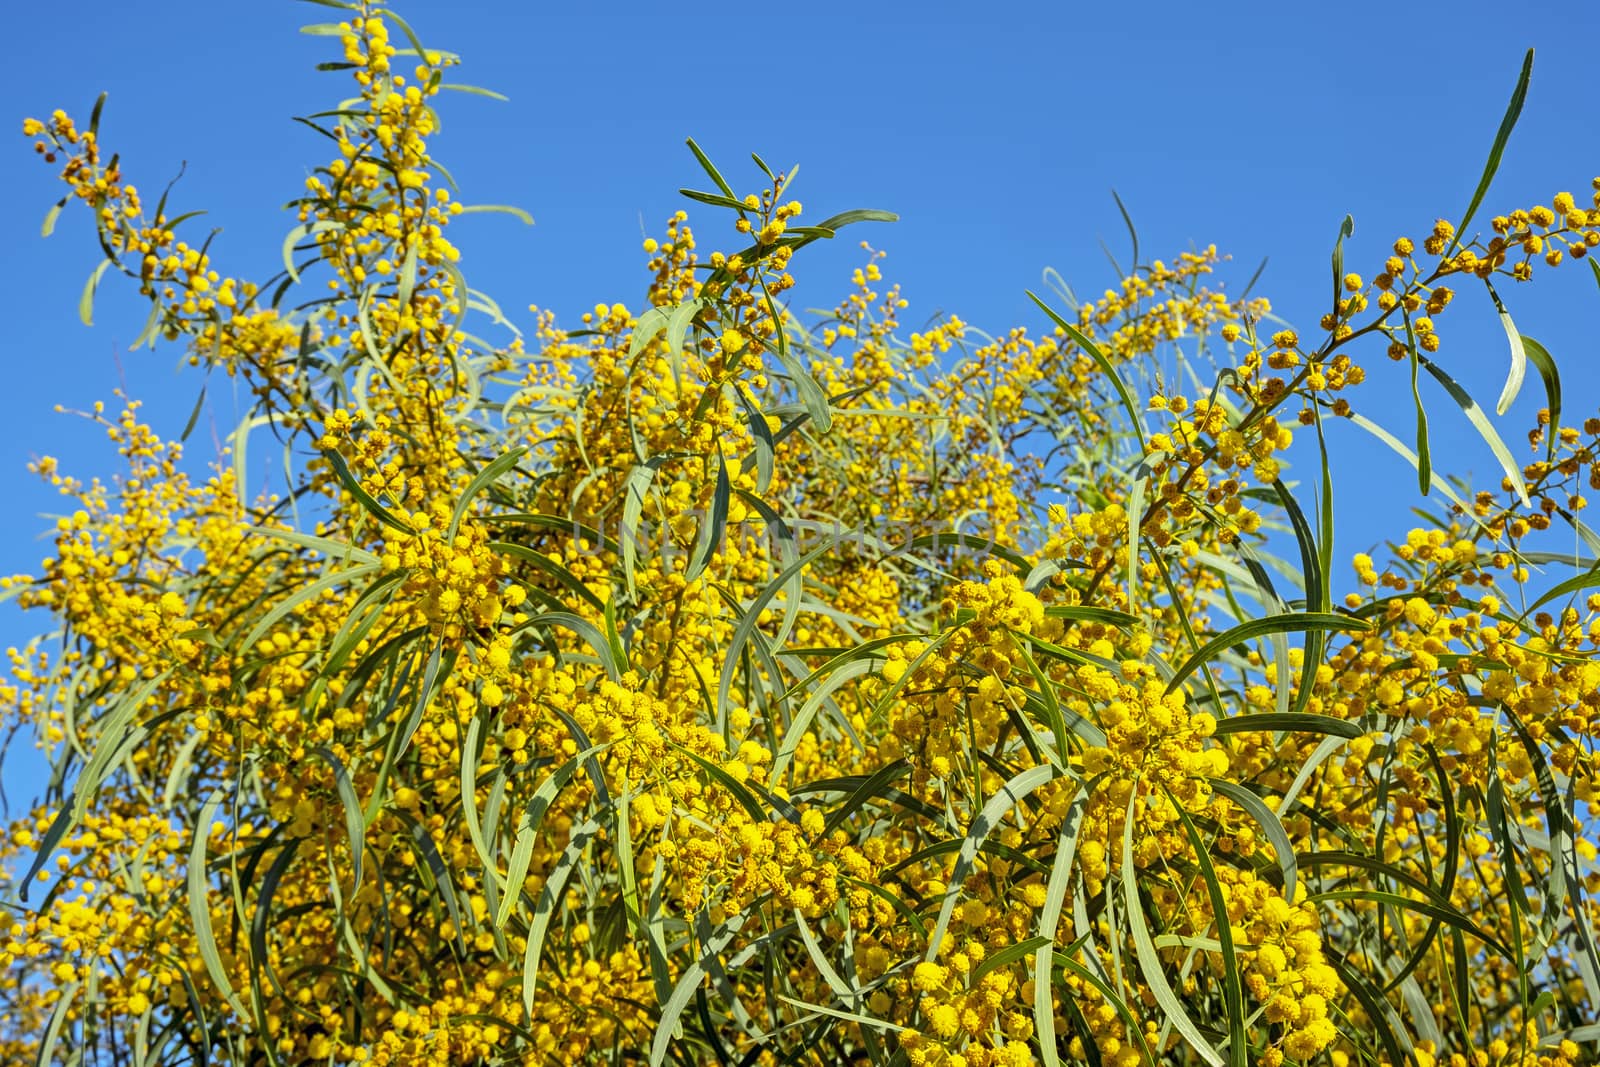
[679,188,750,211]
[1170,792,1248,1067]
[517,611,624,681]
[522,815,603,1016]
[1032,788,1089,1067]
[1027,290,1145,451]
[320,448,414,533]
[684,137,738,200]
[649,906,750,1067]
[1121,792,1225,1067]
[1043,605,1138,627]
[1452,48,1533,253]
[1209,712,1364,740]
[1405,312,1432,496]
[1164,612,1368,695]
[1111,188,1139,271]
[41,196,68,238]
[1416,351,1531,507]
[1486,281,1526,416]
[1523,558,1600,618]
[686,448,731,582]
[237,561,379,654]
[448,445,527,539]
[923,764,1057,964]
[496,745,606,928]
[34,979,79,1067]
[807,208,898,231]
[454,203,533,225]
[1345,410,1480,525]
[79,258,112,327]
[1210,779,1298,901]
[309,746,366,891]
[1519,334,1561,462]
[437,82,509,101]
[1331,213,1354,311]
[188,790,251,1021]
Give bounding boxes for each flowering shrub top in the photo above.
[4,8,1599,1067]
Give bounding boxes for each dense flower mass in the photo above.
[4,7,1600,1066]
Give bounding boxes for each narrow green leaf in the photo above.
[41,196,68,238]
[1332,213,1354,311]
[309,746,366,891]
[684,138,737,200]
[34,979,79,1067]
[1486,281,1526,415]
[1032,788,1089,1067]
[1453,48,1533,251]
[686,448,731,581]
[496,745,606,928]
[1121,793,1225,1067]
[454,203,533,225]
[1170,793,1247,1067]
[523,816,603,1017]
[1406,312,1432,496]
[437,82,509,101]
[320,449,414,533]
[1111,189,1139,271]
[808,207,899,230]
[1416,352,1531,507]
[79,258,112,327]
[1165,613,1368,695]
[188,790,251,1020]
[1210,779,1298,901]
[1519,334,1561,462]
[447,445,527,539]
[649,906,750,1067]
[924,764,1056,962]
[1027,290,1145,450]
[679,188,750,211]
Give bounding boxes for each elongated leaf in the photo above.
[1211,779,1298,901]
[1170,793,1247,1067]
[1416,352,1530,507]
[1209,712,1364,740]
[925,764,1056,962]
[1033,788,1089,1067]
[79,258,112,327]
[1406,313,1432,496]
[1028,291,1145,450]
[686,449,731,582]
[649,906,750,1067]
[189,790,251,1020]
[1518,334,1561,462]
[496,745,606,928]
[437,82,510,101]
[679,187,750,211]
[1164,612,1368,695]
[40,195,68,238]
[320,449,413,533]
[1486,282,1526,415]
[453,203,533,225]
[1121,792,1225,1066]
[448,445,527,538]
[684,137,737,200]
[309,746,365,890]
[1453,48,1533,251]
[1331,213,1354,311]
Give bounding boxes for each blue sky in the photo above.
[4,2,1600,799]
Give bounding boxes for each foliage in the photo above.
[4,5,1600,1065]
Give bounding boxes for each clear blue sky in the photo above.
[4,2,1599,800]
